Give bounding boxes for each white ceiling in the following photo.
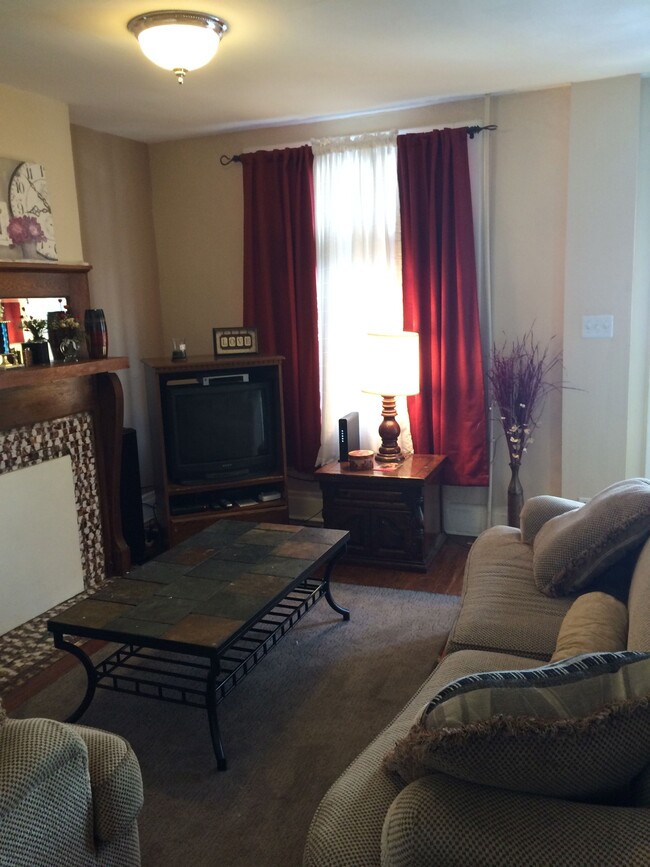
[1,0,650,143]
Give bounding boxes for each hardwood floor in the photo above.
[333,534,471,595]
[2,535,471,714]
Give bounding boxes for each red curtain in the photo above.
[240,146,321,473]
[3,300,23,343]
[397,128,489,486]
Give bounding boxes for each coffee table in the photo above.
[48,520,350,769]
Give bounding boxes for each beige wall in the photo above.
[562,75,645,499]
[70,125,164,486]
[0,83,83,261]
[489,86,570,516]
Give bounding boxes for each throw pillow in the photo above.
[533,478,650,597]
[519,495,583,545]
[585,544,641,605]
[550,592,628,662]
[0,697,6,730]
[384,651,650,801]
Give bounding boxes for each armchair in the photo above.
[0,700,143,867]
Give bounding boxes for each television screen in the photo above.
[163,380,277,483]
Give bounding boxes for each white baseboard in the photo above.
[288,487,323,524]
[443,502,489,537]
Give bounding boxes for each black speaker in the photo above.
[338,412,360,461]
[121,428,146,564]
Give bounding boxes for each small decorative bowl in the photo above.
[348,449,374,471]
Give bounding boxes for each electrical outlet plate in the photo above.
[582,314,614,339]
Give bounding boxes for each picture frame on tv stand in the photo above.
[213,326,258,356]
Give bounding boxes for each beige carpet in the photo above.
[12,582,460,867]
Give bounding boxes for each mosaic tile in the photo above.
[274,540,333,560]
[121,595,196,625]
[0,413,105,589]
[162,613,244,647]
[127,561,189,583]
[194,591,271,621]
[154,576,226,601]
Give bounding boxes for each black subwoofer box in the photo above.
[121,427,146,564]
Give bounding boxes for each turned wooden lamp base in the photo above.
[375,395,406,463]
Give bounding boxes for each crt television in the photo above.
[162,372,280,484]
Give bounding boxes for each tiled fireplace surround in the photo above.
[0,261,130,693]
[0,414,109,691]
[1,413,106,589]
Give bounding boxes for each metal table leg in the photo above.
[53,632,98,722]
[323,548,350,620]
[206,659,227,770]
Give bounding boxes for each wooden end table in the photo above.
[48,520,349,770]
[315,454,446,572]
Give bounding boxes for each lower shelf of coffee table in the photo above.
[93,577,324,708]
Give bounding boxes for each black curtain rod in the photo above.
[466,124,498,139]
[219,124,497,163]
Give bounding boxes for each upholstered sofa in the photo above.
[304,479,650,866]
[0,700,143,867]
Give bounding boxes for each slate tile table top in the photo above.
[48,520,350,768]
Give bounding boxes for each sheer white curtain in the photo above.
[313,131,412,466]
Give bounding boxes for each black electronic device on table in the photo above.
[338,411,360,462]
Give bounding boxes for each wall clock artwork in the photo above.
[0,158,58,261]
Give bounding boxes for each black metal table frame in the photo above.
[49,549,349,770]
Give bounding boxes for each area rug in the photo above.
[12,582,460,867]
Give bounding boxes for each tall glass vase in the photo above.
[84,308,108,359]
[507,462,524,528]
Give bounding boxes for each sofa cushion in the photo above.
[384,651,650,801]
[550,592,628,663]
[445,525,572,660]
[533,478,650,597]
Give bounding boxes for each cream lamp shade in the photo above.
[127,10,228,84]
[362,332,420,397]
[361,332,420,464]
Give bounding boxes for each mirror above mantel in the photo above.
[0,261,92,364]
[1,295,66,355]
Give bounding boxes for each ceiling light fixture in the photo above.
[127,10,228,85]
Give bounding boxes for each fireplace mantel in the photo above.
[0,356,128,390]
[0,262,131,577]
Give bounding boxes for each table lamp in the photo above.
[362,331,420,463]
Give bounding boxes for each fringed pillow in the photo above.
[533,478,650,597]
[384,652,650,801]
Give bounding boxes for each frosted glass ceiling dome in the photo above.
[127,10,228,84]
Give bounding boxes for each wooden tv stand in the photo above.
[143,355,289,547]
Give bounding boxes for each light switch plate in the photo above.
[582,314,614,339]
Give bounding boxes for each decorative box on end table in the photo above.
[315,454,447,572]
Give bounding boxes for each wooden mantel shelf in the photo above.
[0,356,129,390]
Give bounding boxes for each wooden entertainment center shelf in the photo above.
[143,354,289,547]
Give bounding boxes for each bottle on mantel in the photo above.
[84,309,108,359]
